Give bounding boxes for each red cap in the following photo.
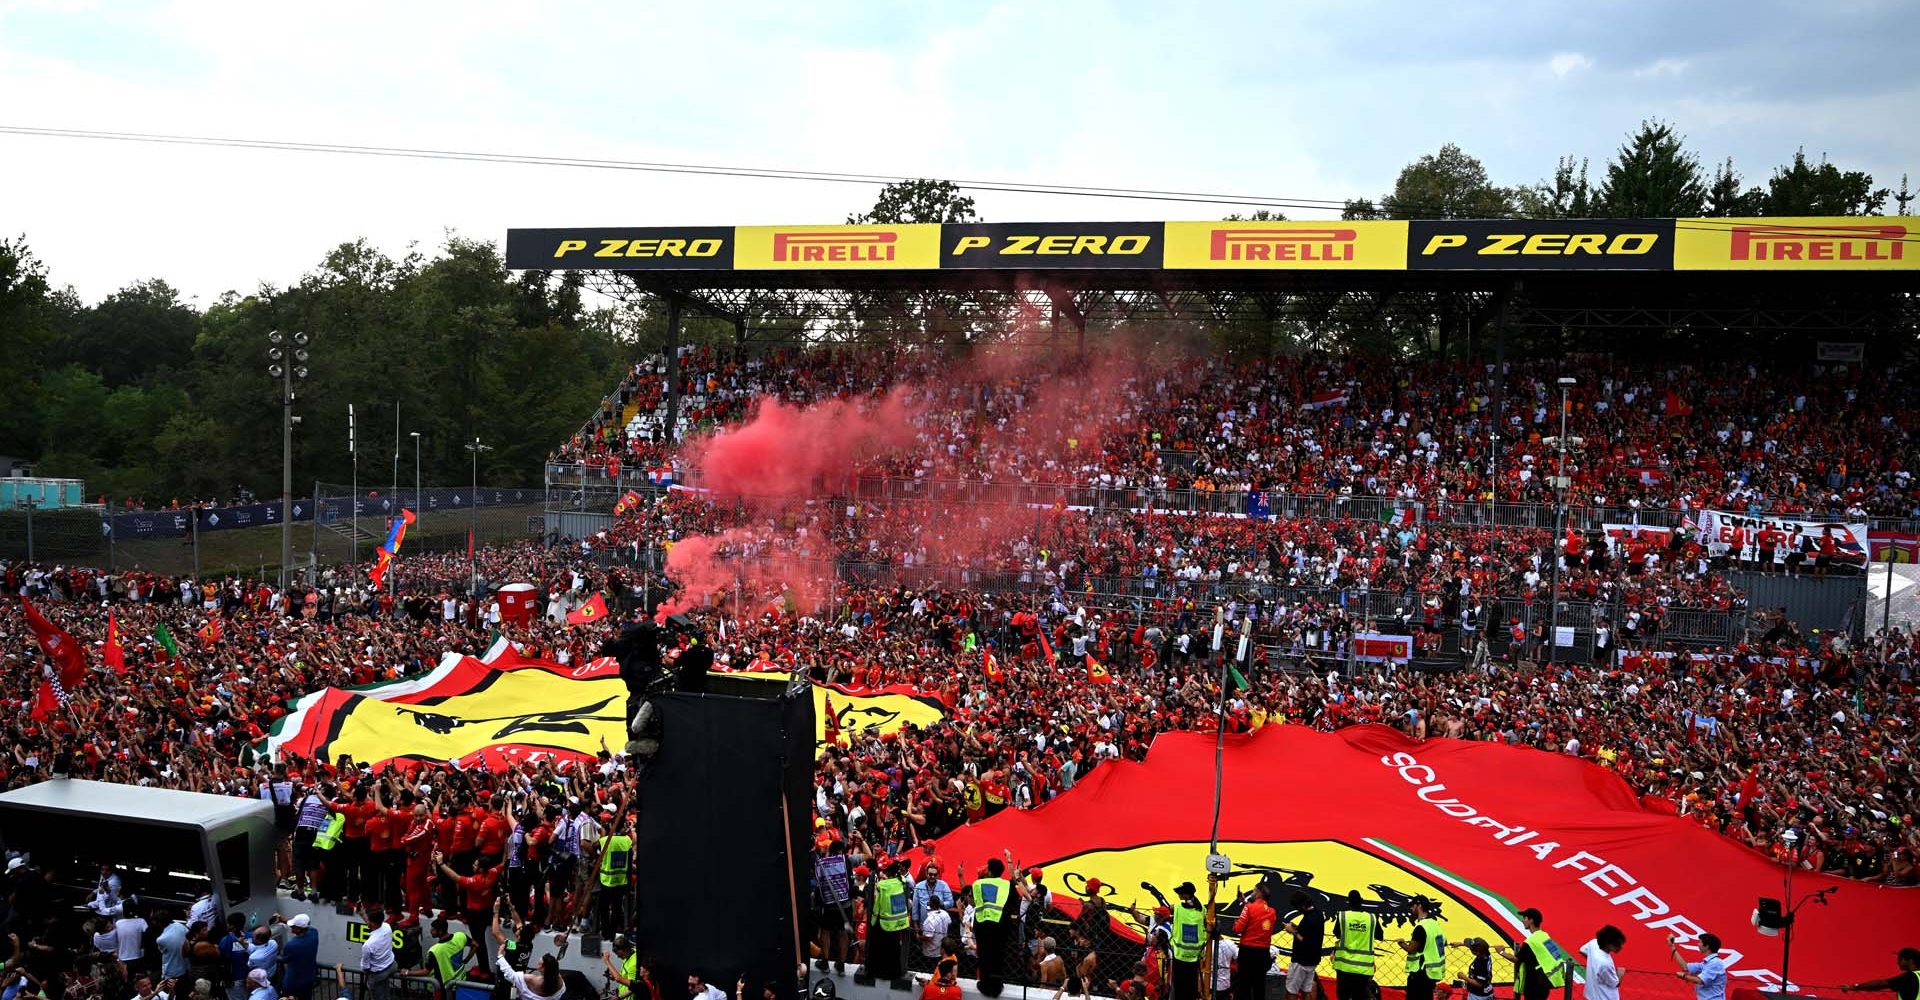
[1085,877,1103,894]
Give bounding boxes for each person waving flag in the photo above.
[104,611,127,675]
[566,592,610,625]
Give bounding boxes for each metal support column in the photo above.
[662,294,683,443]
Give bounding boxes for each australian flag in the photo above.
[1247,490,1272,521]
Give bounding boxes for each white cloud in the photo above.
[1549,51,1594,77]
[1634,57,1690,78]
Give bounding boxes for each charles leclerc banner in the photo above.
[929,725,1916,992]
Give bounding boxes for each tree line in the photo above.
[0,237,642,506]
[0,119,1911,505]
[1341,120,1911,221]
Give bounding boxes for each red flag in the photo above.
[467,527,475,560]
[1037,625,1057,665]
[199,617,223,647]
[928,725,1920,987]
[983,649,1005,685]
[1085,653,1114,685]
[823,693,842,745]
[104,612,127,675]
[1738,767,1760,806]
[565,592,610,625]
[22,600,86,689]
[30,679,59,722]
[614,490,643,516]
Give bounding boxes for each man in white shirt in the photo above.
[1580,925,1625,1000]
[686,974,726,1000]
[919,904,952,964]
[358,906,396,1000]
[1211,936,1239,999]
[114,910,150,971]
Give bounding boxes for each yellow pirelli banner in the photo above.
[1164,220,1409,269]
[1674,217,1920,270]
[732,223,942,269]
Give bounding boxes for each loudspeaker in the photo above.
[634,683,814,989]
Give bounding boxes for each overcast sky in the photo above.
[4,0,1916,304]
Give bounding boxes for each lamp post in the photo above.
[16,497,40,562]
[268,329,310,591]
[1547,376,1575,664]
[410,432,422,515]
[465,437,492,599]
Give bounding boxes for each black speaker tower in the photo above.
[633,678,814,990]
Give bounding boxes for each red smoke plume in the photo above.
[653,341,1182,623]
[681,389,920,502]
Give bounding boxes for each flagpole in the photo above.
[349,403,358,571]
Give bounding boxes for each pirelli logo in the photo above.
[1163,221,1405,269]
[735,225,937,268]
[772,230,896,263]
[1212,228,1355,262]
[1729,225,1905,263]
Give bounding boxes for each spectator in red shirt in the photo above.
[436,851,504,974]
[476,802,511,868]
[1232,882,1277,1000]
[401,801,437,921]
[364,799,395,912]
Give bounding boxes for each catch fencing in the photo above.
[0,484,540,579]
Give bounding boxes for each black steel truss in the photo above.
[577,268,1919,348]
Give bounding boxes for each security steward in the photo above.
[312,808,345,900]
[971,858,1020,997]
[1398,896,1446,1000]
[859,856,912,988]
[401,915,471,1000]
[1330,890,1384,1000]
[596,812,633,936]
[601,935,643,1000]
[1495,908,1568,1000]
[1169,881,1206,1000]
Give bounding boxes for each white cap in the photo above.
[289,914,311,929]
[5,857,24,872]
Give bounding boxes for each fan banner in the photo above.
[265,645,943,770]
[928,725,1916,991]
[1695,510,1868,567]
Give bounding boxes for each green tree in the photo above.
[1517,156,1595,218]
[0,238,65,458]
[1760,149,1888,215]
[151,412,229,500]
[1223,209,1289,221]
[1594,120,1707,217]
[1703,158,1765,217]
[1352,143,1516,219]
[847,179,980,224]
[58,278,201,387]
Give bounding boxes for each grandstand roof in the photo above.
[508,217,1920,344]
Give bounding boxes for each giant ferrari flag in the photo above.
[931,725,1919,991]
[266,642,943,770]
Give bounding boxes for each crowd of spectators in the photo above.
[7,345,1919,996]
[552,347,1918,519]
